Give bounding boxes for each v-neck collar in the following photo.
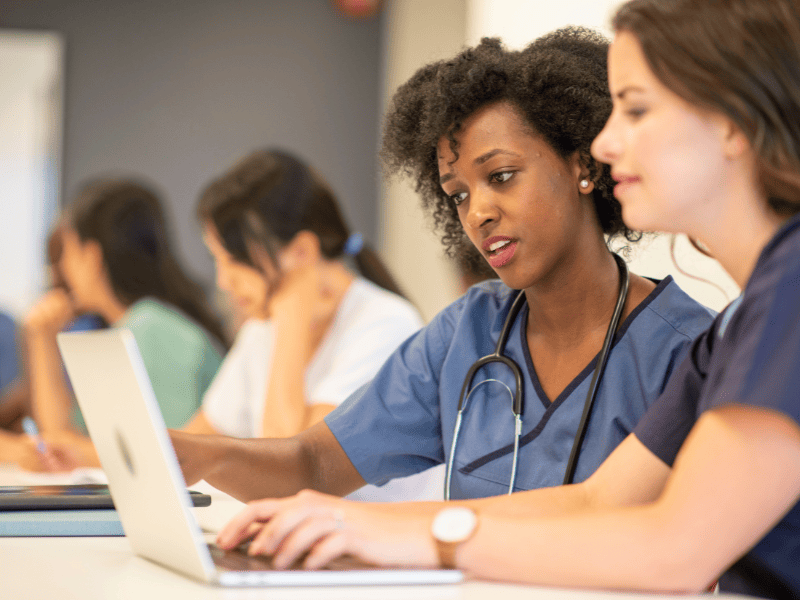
[520,275,673,408]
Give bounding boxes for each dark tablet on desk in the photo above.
[0,484,211,511]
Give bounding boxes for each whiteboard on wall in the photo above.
[465,0,740,311]
[0,30,63,318]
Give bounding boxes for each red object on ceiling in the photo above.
[332,0,383,19]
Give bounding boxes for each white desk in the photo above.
[0,467,761,600]
[0,535,758,600]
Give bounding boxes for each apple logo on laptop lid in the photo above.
[116,429,136,476]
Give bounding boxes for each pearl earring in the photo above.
[580,179,590,189]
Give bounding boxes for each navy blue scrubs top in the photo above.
[326,275,713,499]
[635,213,800,600]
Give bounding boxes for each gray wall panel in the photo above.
[1,0,383,286]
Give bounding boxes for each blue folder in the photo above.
[0,508,124,536]
[0,484,210,536]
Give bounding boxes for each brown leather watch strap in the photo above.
[436,540,460,570]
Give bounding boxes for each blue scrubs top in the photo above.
[326,276,714,499]
[635,213,800,600]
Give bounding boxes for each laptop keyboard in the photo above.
[208,544,380,572]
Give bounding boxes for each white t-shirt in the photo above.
[202,278,445,502]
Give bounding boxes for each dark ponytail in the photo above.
[70,179,228,349]
[198,149,407,298]
[350,246,404,298]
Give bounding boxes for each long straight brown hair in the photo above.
[613,0,800,217]
[69,179,228,348]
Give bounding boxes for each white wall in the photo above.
[3,1,386,303]
[465,0,739,311]
[379,0,467,322]
[467,0,618,46]
[0,31,63,318]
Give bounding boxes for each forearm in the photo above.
[173,423,366,503]
[0,381,28,431]
[466,481,594,517]
[456,408,800,592]
[457,503,708,592]
[178,435,309,501]
[462,433,671,519]
[26,333,75,433]
[360,483,593,525]
[451,452,684,587]
[260,320,314,438]
[363,460,626,524]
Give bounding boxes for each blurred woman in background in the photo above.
[182,148,442,501]
[17,178,226,467]
[0,226,105,437]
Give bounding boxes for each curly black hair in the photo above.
[381,27,640,261]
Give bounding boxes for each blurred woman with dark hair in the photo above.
[17,178,225,467]
[0,225,105,437]
[181,148,442,502]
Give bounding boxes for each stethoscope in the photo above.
[444,253,630,500]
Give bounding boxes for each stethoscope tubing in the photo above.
[445,254,630,500]
[445,290,527,501]
[444,377,519,500]
[562,254,629,484]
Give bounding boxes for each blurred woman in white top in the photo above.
[183,148,443,502]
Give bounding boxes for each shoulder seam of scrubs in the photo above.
[750,211,800,276]
[614,275,673,340]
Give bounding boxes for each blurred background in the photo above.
[0,0,739,326]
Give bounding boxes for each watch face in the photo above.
[432,507,477,543]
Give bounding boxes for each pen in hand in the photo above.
[21,416,48,455]
[20,418,78,473]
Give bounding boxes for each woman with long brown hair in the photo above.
[19,178,226,466]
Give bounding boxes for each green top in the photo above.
[71,298,223,432]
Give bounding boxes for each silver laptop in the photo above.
[57,329,462,587]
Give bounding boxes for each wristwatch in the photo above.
[431,506,478,569]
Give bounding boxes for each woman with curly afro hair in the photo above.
[169,27,713,532]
